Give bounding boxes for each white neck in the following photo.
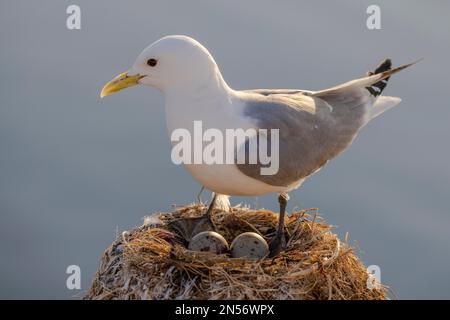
[165,66,232,101]
[163,68,237,132]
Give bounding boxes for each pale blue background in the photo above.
[1,0,449,299]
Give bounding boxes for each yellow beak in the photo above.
[100,71,143,98]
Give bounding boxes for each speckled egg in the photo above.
[188,231,229,254]
[230,232,269,259]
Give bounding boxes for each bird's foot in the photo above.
[268,232,287,258]
[168,212,216,244]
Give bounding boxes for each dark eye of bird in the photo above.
[147,58,157,67]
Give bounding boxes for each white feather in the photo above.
[214,194,231,212]
[370,96,402,120]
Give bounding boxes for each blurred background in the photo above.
[1,0,449,299]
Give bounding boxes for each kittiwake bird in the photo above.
[101,35,418,257]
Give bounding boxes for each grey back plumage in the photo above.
[235,59,416,188]
[236,90,367,188]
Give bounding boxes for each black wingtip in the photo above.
[374,58,392,74]
[366,58,393,97]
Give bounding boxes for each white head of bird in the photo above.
[101,35,228,97]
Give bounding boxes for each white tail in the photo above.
[369,96,402,120]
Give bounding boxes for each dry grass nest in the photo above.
[84,204,387,300]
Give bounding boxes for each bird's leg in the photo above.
[169,193,217,244]
[204,192,217,220]
[196,186,205,204]
[268,193,289,257]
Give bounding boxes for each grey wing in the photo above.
[236,90,367,187]
[244,89,315,96]
[237,60,417,187]
[311,59,417,113]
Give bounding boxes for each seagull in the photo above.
[101,35,417,257]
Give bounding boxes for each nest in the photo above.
[84,204,387,300]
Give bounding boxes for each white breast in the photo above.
[164,93,286,196]
[184,163,284,196]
